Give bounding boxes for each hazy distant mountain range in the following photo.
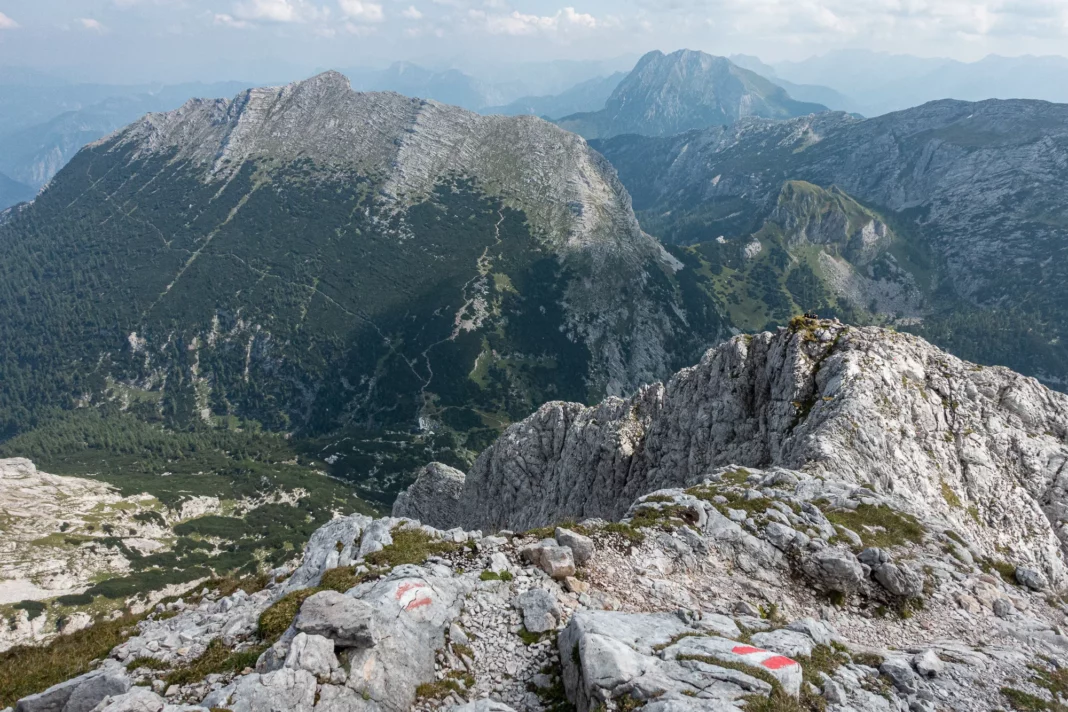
[483,72,627,119]
[771,50,1068,116]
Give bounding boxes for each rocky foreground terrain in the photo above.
[7,320,1068,712]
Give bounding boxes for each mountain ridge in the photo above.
[397,319,1068,584]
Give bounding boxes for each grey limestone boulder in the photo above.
[1016,567,1049,591]
[873,562,925,598]
[342,565,474,711]
[202,669,317,712]
[800,548,865,593]
[16,668,130,712]
[555,527,595,566]
[284,514,373,592]
[295,591,376,649]
[515,588,562,633]
[283,633,341,678]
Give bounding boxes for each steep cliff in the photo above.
[398,320,1068,584]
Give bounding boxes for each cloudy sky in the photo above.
[1,0,1067,83]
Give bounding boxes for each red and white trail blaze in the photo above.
[394,581,433,611]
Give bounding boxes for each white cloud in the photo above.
[214,12,250,27]
[78,18,107,32]
[232,0,326,23]
[402,5,424,20]
[338,0,384,22]
[472,6,598,36]
[0,12,18,29]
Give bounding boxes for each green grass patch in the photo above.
[1001,687,1066,711]
[127,656,171,671]
[822,504,925,549]
[364,528,459,569]
[257,588,322,643]
[0,613,145,708]
[165,639,265,686]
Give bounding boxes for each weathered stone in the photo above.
[750,629,816,658]
[283,633,339,677]
[873,562,925,598]
[16,669,130,712]
[555,527,595,566]
[912,650,944,679]
[391,463,467,529]
[202,669,317,712]
[514,588,561,633]
[1016,567,1049,591]
[87,688,166,712]
[880,657,918,693]
[801,549,865,593]
[295,591,375,648]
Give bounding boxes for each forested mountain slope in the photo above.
[0,71,720,457]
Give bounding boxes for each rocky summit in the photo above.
[555,49,828,140]
[7,321,1068,712]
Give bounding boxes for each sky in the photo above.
[1,0,1067,84]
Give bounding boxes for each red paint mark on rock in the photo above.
[395,582,425,600]
[406,597,433,610]
[761,656,798,670]
[732,646,766,656]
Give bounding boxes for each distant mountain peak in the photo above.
[556,48,829,140]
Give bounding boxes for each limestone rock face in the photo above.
[391,464,466,530]
[399,321,1068,582]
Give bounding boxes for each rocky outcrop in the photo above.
[396,321,1068,583]
[22,459,1068,712]
[392,464,466,531]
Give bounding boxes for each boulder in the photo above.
[750,629,816,658]
[342,565,474,711]
[202,669,317,712]
[785,618,837,646]
[357,519,394,559]
[83,689,165,712]
[447,702,517,712]
[879,657,918,693]
[1016,567,1049,591]
[800,549,865,593]
[16,668,130,712]
[283,633,340,677]
[555,527,595,566]
[873,562,925,598]
[515,588,562,633]
[559,610,788,712]
[295,591,375,648]
[912,650,944,679]
[520,541,576,580]
[283,514,372,592]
